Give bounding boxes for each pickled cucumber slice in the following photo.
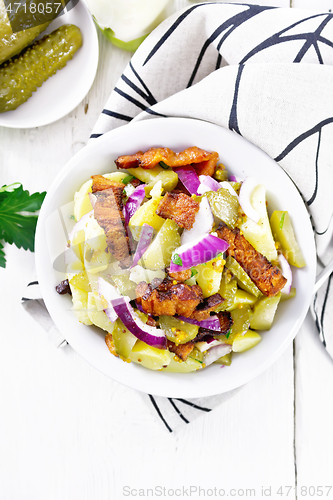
[250,294,281,330]
[0,24,82,113]
[0,2,50,65]
[140,219,180,270]
[159,316,199,344]
[205,188,239,229]
[225,256,262,298]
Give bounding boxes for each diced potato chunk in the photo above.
[69,285,92,325]
[232,330,261,352]
[112,319,137,359]
[87,293,115,333]
[226,289,258,311]
[129,341,172,370]
[129,196,164,241]
[84,217,111,274]
[69,271,91,292]
[127,165,178,195]
[163,355,203,372]
[194,255,225,298]
[250,293,281,330]
[238,184,277,262]
[140,219,180,270]
[270,211,305,268]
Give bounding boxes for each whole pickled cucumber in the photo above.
[0,0,50,65]
[0,24,82,113]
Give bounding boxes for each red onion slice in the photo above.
[278,254,293,294]
[203,344,232,366]
[98,277,167,349]
[198,175,220,193]
[239,177,260,223]
[177,315,221,331]
[181,197,214,245]
[130,224,154,268]
[112,299,167,349]
[176,166,200,195]
[123,184,146,225]
[170,233,229,272]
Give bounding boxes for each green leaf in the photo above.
[0,182,21,194]
[172,253,183,266]
[0,241,6,268]
[279,212,286,230]
[122,175,135,185]
[159,161,170,170]
[226,329,231,339]
[0,184,46,251]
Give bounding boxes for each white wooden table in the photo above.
[1,1,333,499]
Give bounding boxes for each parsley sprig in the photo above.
[0,183,46,268]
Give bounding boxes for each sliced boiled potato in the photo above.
[84,216,111,274]
[226,289,257,311]
[127,165,178,195]
[66,260,85,281]
[163,355,203,372]
[129,341,172,370]
[238,184,277,262]
[129,265,165,284]
[129,196,164,241]
[87,293,115,333]
[69,271,91,292]
[112,319,137,359]
[232,330,261,352]
[69,285,92,325]
[140,219,180,270]
[250,293,281,330]
[194,255,225,298]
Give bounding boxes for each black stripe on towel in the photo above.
[175,398,212,413]
[28,281,39,287]
[168,398,189,424]
[148,395,172,432]
[102,109,133,122]
[90,133,103,139]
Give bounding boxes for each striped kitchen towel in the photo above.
[24,3,333,431]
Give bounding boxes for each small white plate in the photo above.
[35,118,316,398]
[0,1,99,129]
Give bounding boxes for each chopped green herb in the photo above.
[226,329,231,339]
[122,174,135,185]
[0,183,46,268]
[70,214,76,220]
[159,161,169,170]
[279,212,286,230]
[216,252,223,258]
[172,253,183,266]
[191,268,198,277]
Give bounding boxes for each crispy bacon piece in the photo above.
[156,192,199,230]
[105,334,119,357]
[92,176,131,266]
[193,152,219,177]
[92,175,117,193]
[167,340,194,361]
[190,293,224,321]
[194,312,233,342]
[217,225,287,297]
[136,278,203,318]
[115,146,219,170]
[217,311,233,335]
[167,268,192,282]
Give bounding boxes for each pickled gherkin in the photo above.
[205,188,239,229]
[0,1,50,65]
[0,24,82,113]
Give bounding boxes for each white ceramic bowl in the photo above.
[35,118,316,398]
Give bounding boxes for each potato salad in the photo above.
[58,146,305,373]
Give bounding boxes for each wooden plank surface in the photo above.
[0,0,331,499]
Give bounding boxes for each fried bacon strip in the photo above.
[167,268,192,282]
[167,340,194,362]
[115,146,219,171]
[217,225,287,297]
[136,278,203,318]
[217,311,234,335]
[156,192,199,230]
[92,175,131,266]
[190,293,224,321]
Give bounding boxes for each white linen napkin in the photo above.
[24,3,333,431]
